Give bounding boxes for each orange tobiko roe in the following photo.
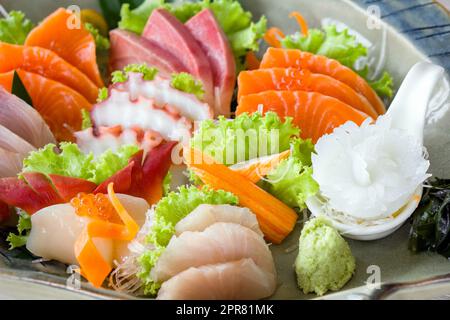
[71,193,120,223]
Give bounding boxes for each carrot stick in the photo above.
[264,27,285,48]
[185,148,298,244]
[289,11,309,35]
[231,150,290,183]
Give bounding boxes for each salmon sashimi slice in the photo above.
[0,71,14,92]
[260,48,386,115]
[237,68,378,119]
[236,90,369,143]
[16,70,92,142]
[0,43,99,103]
[25,8,104,87]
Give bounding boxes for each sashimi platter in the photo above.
[0,0,449,300]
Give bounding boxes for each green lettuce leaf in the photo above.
[84,22,110,50]
[111,63,159,83]
[138,185,238,295]
[191,112,299,165]
[81,109,92,130]
[7,211,31,250]
[118,0,165,34]
[281,25,394,98]
[171,72,204,99]
[0,11,34,45]
[21,143,139,184]
[97,87,109,102]
[262,138,318,210]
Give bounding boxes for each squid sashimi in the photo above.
[109,29,187,78]
[15,70,92,142]
[186,9,236,117]
[25,8,104,87]
[0,87,55,148]
[151,222,276,283]
[237,68,377,118]
[157,258,276,300]
[260,47,386,114]
[236,90,369,143]
[114,72,213,121]
[75,126,164,156]
[175,204,264,237]
[90,89,191,142]
[26,194,149,266]
[0,43,99,103]
[142,9,215,108]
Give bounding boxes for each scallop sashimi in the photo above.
[25,8,104,87]
[91,89,192,142]
[151,222,276,283]
[26,194,149,266]
[0,43,99,103]
[175,204,264,237]
[236,90,369,143]
[260,47,386,115]
[237,68,377,118]
[157,258,276,300]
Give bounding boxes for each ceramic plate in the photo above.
[0,0,449,300]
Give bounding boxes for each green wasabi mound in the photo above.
[295,217,355,296]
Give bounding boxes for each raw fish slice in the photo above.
[14,70,92,142]
[236,90,368,143]
[0,86,55,148]
[0,43,99,103]
[114,72,213,121]
[151,222,275,282]
[186,9,236,117]
[75,126,163,156]
[175,204,264,237]
[142,9,214,108]
[109,29,187,77]
[0,148,24,177]
[25,8,104,87]
[260,47,386,114]
[237,68,377,119]
[0,71,13,92]
[157,258,276,300]
[90,89,191,142]
[26,194,149,265]
[0,125,35,155]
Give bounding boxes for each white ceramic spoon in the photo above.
[306,62,445,240]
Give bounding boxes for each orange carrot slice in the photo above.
[289,12,309,35]
[185,148,298,244]
[73,183,139,287]
[264,27,285,48]
[230,150,290,183]
[25,8,104,87]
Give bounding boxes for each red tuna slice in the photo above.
[22,172,64,205]
[186,9,236,117]
[48,174,97,202]
[91,89,192,143]
[109,29,187,77]
[0,177,50,214]
[114,72,213,121]
[0,201,11,223]
[142,9,214,108]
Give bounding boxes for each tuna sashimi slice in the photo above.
[109,29,187,77]
[151,222,276,283]
[114,72,213,121]
[142,9,214,108]
[186,9,236,117]
[157,258,276,300]
[90,89,192,142]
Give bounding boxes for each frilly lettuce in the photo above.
[138,186,238,295]
[190,112,300,165]
[261,138,319,210]
[111,63,159,83]
[84,22,110,50]
[118,0,266,66]
[0,11,34,45]
[22,142,139,184]
[281,25,394,98]
[171,72,205,100]
[6,210,31,250]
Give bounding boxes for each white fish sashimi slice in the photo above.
[91,89,192,142]
[0,125,35,155]
[157,258,276,300]
[0,87,55,148]
[0,147,25,177]
[175,204,264,237]
[116,73,213,121]
[151,222,276,283]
